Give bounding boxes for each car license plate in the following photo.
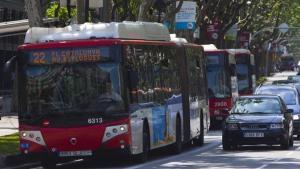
[59,150,92,157]
[243,132,264,138]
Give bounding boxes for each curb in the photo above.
[0,155,5,168]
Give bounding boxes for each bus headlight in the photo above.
[21,132,27,137]
[102,124,128,143]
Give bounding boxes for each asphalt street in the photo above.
[2,71,300,169]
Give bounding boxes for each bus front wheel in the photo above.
[134,123,150,163]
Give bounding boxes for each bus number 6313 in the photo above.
[88,118,103,124]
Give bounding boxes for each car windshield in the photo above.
[256,87,297,105]
[232,97,281,114]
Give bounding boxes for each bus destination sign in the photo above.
[28,47,110,65]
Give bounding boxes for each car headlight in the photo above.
[293,114,299,120]
[270,123,284,129]
[226,123,239,130]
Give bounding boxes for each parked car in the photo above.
[287,75,300,83]
[255,84,300,138]
[222,95,293,150]
[289,83,300,139]
[272,79,296,85]
[280,56,295,71]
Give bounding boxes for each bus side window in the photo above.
[128,69,138,89]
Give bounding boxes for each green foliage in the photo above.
[256,76,267,85]
[0,133,19,155]
[46,2,76,25]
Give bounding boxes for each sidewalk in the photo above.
[0,116,18,137]
[265,71,297,84]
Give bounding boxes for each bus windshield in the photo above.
[236,64,250,93]
[20,62,125,118]
[206,54,231,98]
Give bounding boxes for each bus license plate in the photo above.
[59,150,92,157]
[243,132,264,138]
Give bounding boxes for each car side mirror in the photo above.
[221,109,230,115]
[286,109,293,114]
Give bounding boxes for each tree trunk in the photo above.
[102,0,112,22]
[138,0,153,21]
[77,0,85,24]
[164,0,183,33]
[24,0,43,27]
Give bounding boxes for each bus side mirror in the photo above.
[286,109,293,114]
[128,70,138,89]
[4,56,17,73]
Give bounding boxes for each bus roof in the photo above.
[24,21,171,44]
[200,44,217,50]
[226,48,251,55]
[170,34,188,44]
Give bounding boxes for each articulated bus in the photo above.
[11,22,209,168]
[226,49,256,95]
[201,44,238,126]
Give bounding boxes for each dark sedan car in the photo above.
[255,84,300,138]
[222,95,293,150]
[287,75,300,83]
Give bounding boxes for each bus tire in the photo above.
[135,123,150,163]
[194,111,204,146]
[172,116,182,154]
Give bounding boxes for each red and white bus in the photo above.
[12,22,209,168]
[226,49,256,95]
[201,44,238,126]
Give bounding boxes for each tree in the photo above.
[25,0,43,27]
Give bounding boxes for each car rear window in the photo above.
[256,88,296,105]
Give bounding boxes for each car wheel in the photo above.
[280,137,290,150]
[289,135,294,147]
[222,137,231,150]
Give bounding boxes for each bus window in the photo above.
[206,54,231,98]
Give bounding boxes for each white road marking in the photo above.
[124,141,221,169]
[256,164,268,169]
